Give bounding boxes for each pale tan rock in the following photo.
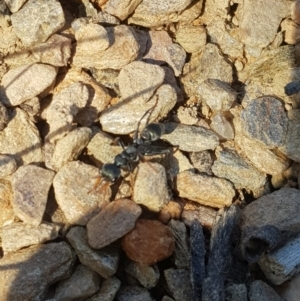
[0,242,75,301]
[95,11,120,25]
[210,113,234,140]
[73,25,139,69]
[291,0,300,24]
[45,82,89,143]
[11,0,65,46]
[19,96,40,118]
[0,179,14,228]
[176,170,235,208]
[281,18,300,45]
[48,127,92,171]
[104,0,142,21]
[176,106,198,125]
[201,0,232,21]
[158,200,183,224]
[128,0,193,27]
[0,25,22,58]
[133,162,170,212]
[3,0,27,13]
[12,164,55,226]
[31,34,72,66]
[176,24,206,53]
[122,219,175,265]
[53,161,109,225]
[55,264,101,301]
[0,154,17,177]
[87,198,142,249]
[0,63,57,106]
[1,222,60,254]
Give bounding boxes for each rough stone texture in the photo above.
[182,43,233,99]
[1,222,60,254]
[45,82,89,143]
[241,97,288,148]
[164,268,193,301]
[248,280,282,301]
[12,164,55,225]
[0,154,17,177]
[116,285,154,301]
[0,63,57,106]
[124,260,160,289]
[210,113,234,140]
[3,0,27,13]
[176,24,206,53]
[55,264,101,301]
[158,200,183,224]
[176,170,235,208]
[31,34,72,66]
[0,242,75,301]
[53,161,109,225]
[133,162,170,212]
[128,0,193,27]
[122,219,175,265]
[86,276,121,301]
[0,99,9,130]
[73,25,140,70]
[66,226,120,279]
[47,127,92,171]
[212,147,267,191]
[162,123,219,152]
[225,284,248,301]
[104,0,142,21]
[0,179,14,228]
[189,151,213,175]
[87,199,142,249]
[95,11,121,25]
[11,0,65,46]
[278,273,300,301]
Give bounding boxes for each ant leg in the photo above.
[88,176,102,194]
[111,137,126,150]
[138,153,158,173]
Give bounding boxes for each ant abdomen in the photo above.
[141,123,165,142]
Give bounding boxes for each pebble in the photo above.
[12,164,55,225]
[115,285,154,301]
[11,0,65,46]
[0,101,9,130]
[3,0,27,13]
[158,200,183,224]
[124,259,160,289]
[212,147,267,191]
[103,0,142,21]
[0,179,14,227]
[176,170,235,208]
[189,151,213,175]
[66,226,120,279]
[248,280,282,301]
[86,276,121,301]
[175,106,198,125]
[0,154,17,177]
[133,162,170,212]
[55,264,101,301]
[162,122,219,152]
[0,242,75,301]
[225,284,248,301]
[164,268,193,301]
[241,97,288,148]
[95,11,121,25]
[0,63,57,106]
[73,25,139,69]
[87,199,142,249]
[122,219,175,265]
[291,0,300,24]
[47,127,92,171]
[53,161,109,225]
[210,112,234,140]
[1,222,60,254]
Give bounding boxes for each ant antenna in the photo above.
[133,96,159,141]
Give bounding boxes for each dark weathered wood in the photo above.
[190,219,206,301]
[202,205,239,301]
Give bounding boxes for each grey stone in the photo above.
[66,226,120,279]
[116,285,154,301]
[55,264,101,301]
[0,154,17,177]
[189,151,213,175]
[95,11,120,25]
[11,0,65,46]
[225,283,248,301]
[210,113,234,140]
[0,100,9,130]
[12,164,55,225]
[0,242,75,301]
[249,280,282,301]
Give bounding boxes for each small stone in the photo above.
[241,97,288,148]
[176,170,235,208]
[279,273,300,301]
[47,127,92,171]
[176,106,198,125]
[0,63,57,106]
[11,0,65,46]
[95,11,120,25]
[0,179,14,228]
[281,18,300,45]
[87,199,142,249]
[86,276,121,301]
[189,151,213,175]
[248,280,282,301]
[292,0,300,24]
[0,242,75,301]
[53,161,109,225]
[12,165,55,225]
[66,226,120,279]
[3,0,27,13]
[133,162,170,212]
[104,0,142,21]
[55,264,101,301]
[158,200,183,224]
[0,154,17,177]
[162,123,219,152]
[31,34,72,66]
[225,284,248,301]
[164,268,193,301]
[0,101,9,130]
[19,96,40,118]
[210,112,234,140]
[124,260,160,289]
[176,24,206,53]
[1,222,60,254]
[122,219,175,265]
[116,285,154,301]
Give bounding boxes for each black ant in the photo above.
[91,100,172,195]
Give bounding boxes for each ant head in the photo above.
[140,123,165,142]
[100,163,121,182]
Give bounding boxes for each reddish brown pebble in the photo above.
[158,200,183,224]
[122,219,175,265]
[87,198,142,249]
